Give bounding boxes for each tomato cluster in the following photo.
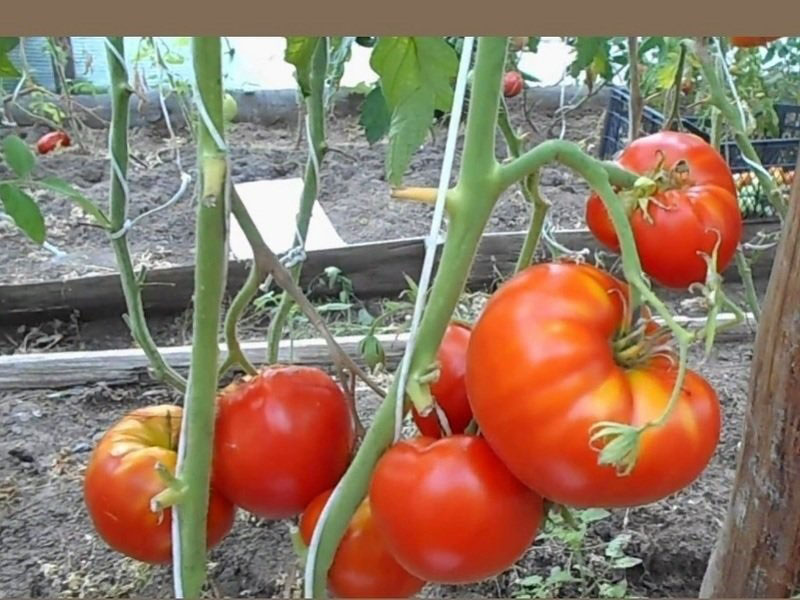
[84,132,723,597]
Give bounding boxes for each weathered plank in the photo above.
[0,222,780,325]
[0,313,755,391]
[0,333,408,391]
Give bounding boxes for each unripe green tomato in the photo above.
[223,93,237,123]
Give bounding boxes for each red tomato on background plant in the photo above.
[410,321,473,438]
[585,130,742,288]
[730,36,781,48]
[83,405,235,564]
[465,262,721,509]
[503,71,524,98]
[36,131,71,154]
[369,435,544,584]
[212,365,355,519]
[299,490,426,598]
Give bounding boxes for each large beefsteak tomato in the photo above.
[212,365,355,519]
[465,262,721,508]
[411,322,473,438]
[300,490,426,598]
[586,130,741,288]
[369,435,543,584]
[84,405,235,564]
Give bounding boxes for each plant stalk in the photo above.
[267,37,328,364]
[303,36,510,598]
[171,36,229,598]
[104,36,186,393]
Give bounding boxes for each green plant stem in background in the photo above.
[172,36,229,597]
[267,37,328,364]
[104,37,186,393]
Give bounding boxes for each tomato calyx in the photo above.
[618,154,692,224]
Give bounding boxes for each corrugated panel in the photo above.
[1,37,56,93]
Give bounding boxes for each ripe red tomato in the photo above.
[730,36,781,48]
[36,131,71,154]
[300,490,426,598]
[369,435,544,584]
[83,405,235,564]
[410,322,472,437]
[212,365,355,519]
[503,71,524,98]
[586,130,742,288]
[465,262,721,508]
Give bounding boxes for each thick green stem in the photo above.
[710,107,723,150]
[172,36,229,598]
[219,266,259,377]
[267,37,328,364]
[514,171,549,272]
[104,37,186,393]
[304,36,509,598]
[692,37,786,218]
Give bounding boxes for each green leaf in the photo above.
[527,37,541,53]
[578,507,611,523]
[0,37,20,54]
[638,36,664,57]
[285,36,319,97]
[612,555,643,569]
[0,184,45,244]
[569,37,609,77]
[358,334,386,369]
[371,37,458,112]
[386,89,435,186]
[1,135,35,178]
[359,86,391,144]
[38,176,109,226]
[326,37,355,105]
[0,53,21,78]
[605,533,631,558]
[599,580,628,598]
[370,37,457,183]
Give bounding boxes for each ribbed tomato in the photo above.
[84,405,235,564]
[212,366,355,519]
[411,322,473,438]
[369,435,544,584]
[586,131,741,288]
[730,36,781,48]
[299,490,426,598]
[465,262,721,508]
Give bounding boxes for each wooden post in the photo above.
[700,157,800,598]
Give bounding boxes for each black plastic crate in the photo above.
[598,86,798,219]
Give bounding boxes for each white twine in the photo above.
[302,35,476,599]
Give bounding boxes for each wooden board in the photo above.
[0,313,755,391]
[0,221,780,325]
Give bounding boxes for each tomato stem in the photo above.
[103,37,187,394]
[304,36,510,599]
[267,37,329,365]
[171,36,230,598]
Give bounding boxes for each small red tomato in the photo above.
[411,322,473,438]
[83,405,235,564]
[212,365,356,519]
[36,131,71,154]
[369,435,544,584]
[300,490,426,598]
[503,71,524,98]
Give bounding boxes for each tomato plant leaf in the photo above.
[285,36,319,97]
[0,37,20,77]
[386,89,435,185]
[0,37,20,53]
[0,184,45,244]
[1,135,35,178]
[359,86,391,144]
[569,37,609,77]
[370,37,457,183]
[612,556,643,569]
[38,176,109,226]
[638,36,664,57]
[326,36,354,104]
